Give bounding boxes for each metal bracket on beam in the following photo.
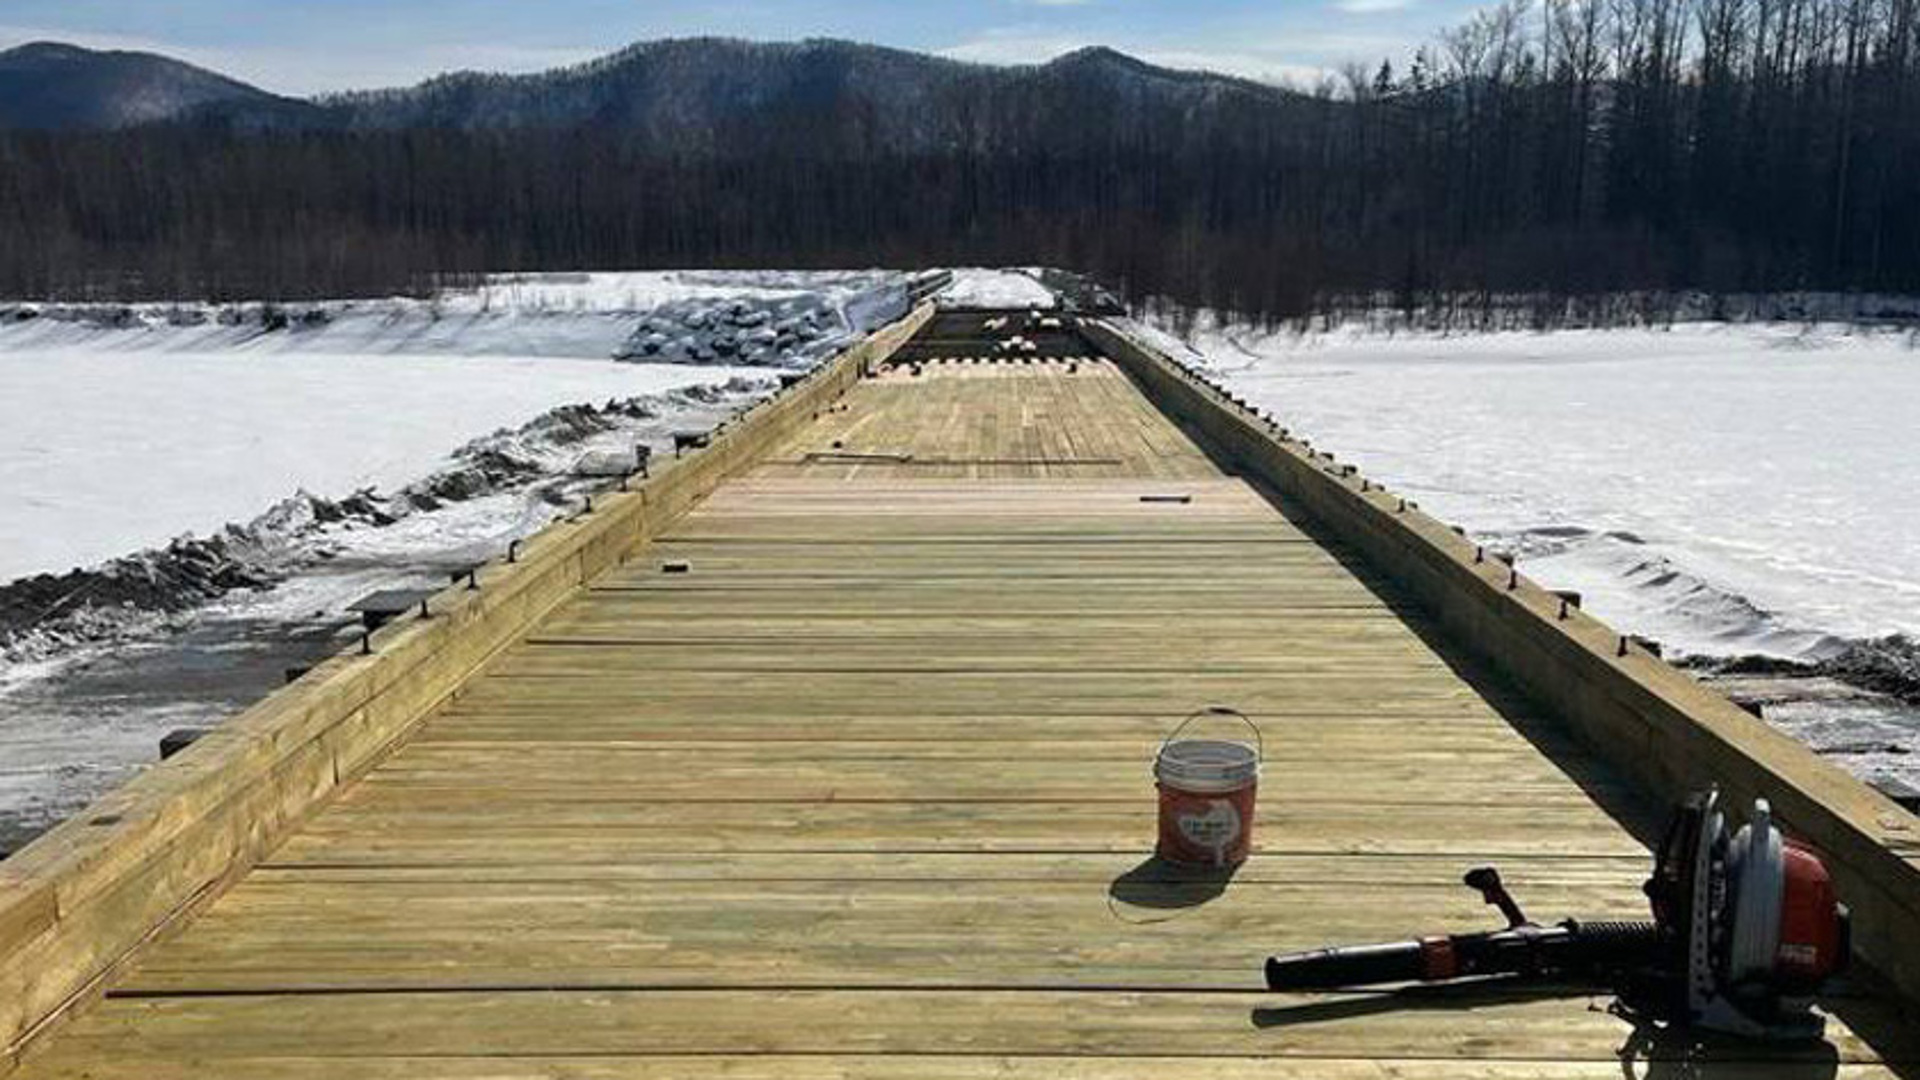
[349,589,437,632]
[159,728,211,761]
[1552,590,1582,620]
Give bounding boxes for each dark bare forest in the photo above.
[1,0,1915,320]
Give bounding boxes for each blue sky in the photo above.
[0,0,1493,96]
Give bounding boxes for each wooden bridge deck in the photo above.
[18,355,1914,1075]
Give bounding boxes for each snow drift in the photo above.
[0,378,767,667]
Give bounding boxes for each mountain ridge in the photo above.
[0,36,1306,136]
[0,40,304,129]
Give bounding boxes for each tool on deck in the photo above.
[1264,788,1851,1040]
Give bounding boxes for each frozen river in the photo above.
[1183,321,1920,660]
[1162,317,1920,797]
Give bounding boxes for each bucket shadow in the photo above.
[1107,854,1237,923]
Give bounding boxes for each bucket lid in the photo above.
[1155,738,1259,792]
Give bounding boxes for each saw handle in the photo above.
[1464,866,1530,929]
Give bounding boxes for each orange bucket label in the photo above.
[1153,707,1261,868]
[1157,783,1256,866]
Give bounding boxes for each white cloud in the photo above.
[272,43,607,94]
[1139,49,1331,87]
[1334,0,1421,13]
[938,29,1339,87]
[937,30,1092,66]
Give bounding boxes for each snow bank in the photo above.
[0,270,910,584]
[1169,318,1920,664]
[0,270,908,364]
[465,270,901,316]
[937,268,1056,309]
[0,347,764,583]
[1,377,768,666]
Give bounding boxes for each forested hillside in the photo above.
[0,0,1913,320]
[0,42,297,130]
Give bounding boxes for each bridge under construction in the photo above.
[2,303,1917,1076]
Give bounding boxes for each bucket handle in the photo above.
[1159,705,1263,763]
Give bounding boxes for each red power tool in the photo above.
[1264,788,1851,1039]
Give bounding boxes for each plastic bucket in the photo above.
[1154,706,1262,867]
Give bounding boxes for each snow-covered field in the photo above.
[0,271,909,584]
[0,269,910,850]
[1167,320,1920,659]
[0,270,903,364]
[937,267,1056,309]
[1153,316,1920,792]
[0,350,762,583]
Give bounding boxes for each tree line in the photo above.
[0,0,1915,322]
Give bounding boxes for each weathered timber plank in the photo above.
[267,799,1655,864]
[29,990,1910,1064]
[15,1056,1910,1080]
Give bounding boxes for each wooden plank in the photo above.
[17,1057,1911,1080]
[268,799,1656,864]
[450,671,1524,716]
[344,747,1626,806]
[117,872,1654,994]
[237,851,1655,884]
[31,990,1911,1064]
[410,716,1564,746]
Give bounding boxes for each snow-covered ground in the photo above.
[1165,320,1920,658]
[1147,315,1920,792]
[0,270,910,850]
[0,270,904,365]
[0,270,910,584]
[937,267,1056,309]
[0,350,762,583]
